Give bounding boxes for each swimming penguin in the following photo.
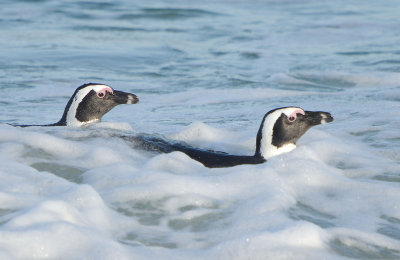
[15,83,139,127]
[130,107,333,168]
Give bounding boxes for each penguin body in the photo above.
[129,107,333,168]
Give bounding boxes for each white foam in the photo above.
[88,122,133,131]
[167,121,252,154]
[2,87,400,257]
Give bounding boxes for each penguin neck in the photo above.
[257,142,296,159]
[255,114,296,160]
[55,93,74,126]
[56,88,99,127]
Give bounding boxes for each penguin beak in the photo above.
[109,90,139,104]
[304,111,334,126]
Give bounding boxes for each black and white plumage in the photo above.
[16,83,139,127]
[130,107,333,168]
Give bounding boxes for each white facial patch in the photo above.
[66,84,114,127]
[259,107,304,159]
[127,95,136,104]
[320,113,330,124]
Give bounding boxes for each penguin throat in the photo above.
[260,142,296,159]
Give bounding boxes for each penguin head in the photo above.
[58,83,139,127]
[255,107,333,159]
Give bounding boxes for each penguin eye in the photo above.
[97,91,105,98]
[288,115,296,122]
[96,87,114,98]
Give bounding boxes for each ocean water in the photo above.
[1,0,400,259]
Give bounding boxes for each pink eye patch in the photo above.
[96,86,114,98]
[287,109,305,122]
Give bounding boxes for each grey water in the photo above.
[1,0,400,259]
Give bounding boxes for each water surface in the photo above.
[0,0,400,259]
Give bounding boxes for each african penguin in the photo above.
[130,107,333,168]
[15,83,139,127]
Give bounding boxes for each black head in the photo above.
[56,83,139,126]
[255,107,333,159]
